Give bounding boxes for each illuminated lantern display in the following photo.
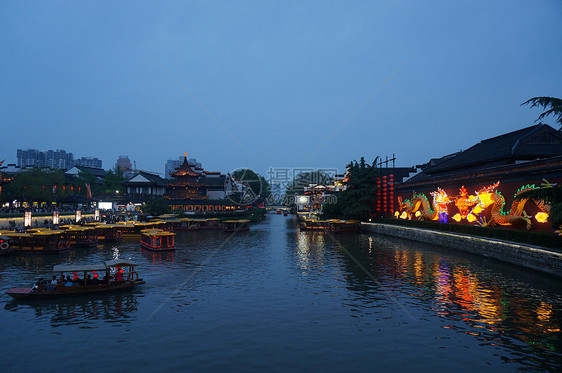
[376,177,381,213]
[92,271,99,279]
[382,176,388,214]
[52,210,60,225]
[535,212,549,223]
[72,271,79,281]
[94,209,100,222]
[23,211,32,227]
[389,174,394,216]
[75,210,81,223]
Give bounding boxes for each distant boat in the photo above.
[222,219,250,232]
[6,260,144,299]
[298,219,361,233]
[140,229,176,251]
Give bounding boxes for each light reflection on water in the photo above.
[0,215,561,371]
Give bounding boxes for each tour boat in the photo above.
[0,234,13,255]
[0,229,67,253]
[84,222,123,242]
[222,219,251,232]
[6,259,144,299]
[171,218,221,231]
[140,229,176,251]
[298,219,361,233]
[58,225,98,247]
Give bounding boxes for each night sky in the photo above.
[1,1,561,178]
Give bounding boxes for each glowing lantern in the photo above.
[52,210,60,225]
[415,211,421,218]
[400,211,408,219]
[394,211,399,218]
[24,211,32,227]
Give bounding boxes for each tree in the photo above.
[142,197,170,216]
[103,167,126,194]
[232,169,271,202]
[322,157,379,220]
[521,96,562,129]
[285,170,334,206]
[3,168,66,204]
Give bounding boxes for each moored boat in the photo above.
[222,219,250,232]
[6,259,144,299]
[140,229,176,251]
[1,229,67,253]
[298,219,361,233]
[58,225,98,247]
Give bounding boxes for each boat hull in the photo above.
[7,281,145,300]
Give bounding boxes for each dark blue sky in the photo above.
[1,1,561,177]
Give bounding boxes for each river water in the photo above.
[1,215,561,372]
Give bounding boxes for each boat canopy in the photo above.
[53,260,139,272]
[104,259,139,268]
[53,263,108,272]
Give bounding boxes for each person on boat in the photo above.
[102,274,109,284]
[114,268,124,283]
[64,276,74,287]
[50,276,58,285]
[86,274,92,285]
[90,275,99,285]
[31,278,43,292]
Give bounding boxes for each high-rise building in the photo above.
[116,155,132,171]
[17,149,74,169]
[75,156,102,168]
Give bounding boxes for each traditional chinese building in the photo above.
[166,154,243,213]
[393,124,562,232]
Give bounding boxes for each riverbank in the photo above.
[362,222,562,278]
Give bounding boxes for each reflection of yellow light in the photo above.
[394,211,399,218]
[400,211,408,219]
[467,214,477,222]
[537,302,552,322]
[535,212,549,223]
[415,211,421,217]
[452,213,461,222]
[298,196,309,204]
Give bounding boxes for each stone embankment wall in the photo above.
[362,222,562,278]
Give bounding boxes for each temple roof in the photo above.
[169,156,200,178]
[404,123,562,184]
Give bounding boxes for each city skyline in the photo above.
[1,1,561,178]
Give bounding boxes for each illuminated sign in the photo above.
[298,196,309,204]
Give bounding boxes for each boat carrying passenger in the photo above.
[6,259,144,299]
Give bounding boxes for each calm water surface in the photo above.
[1,215,561,372]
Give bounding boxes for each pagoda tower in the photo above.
[166,153,206,201]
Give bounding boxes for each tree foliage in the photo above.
[521,96,562,128]
[285,170,334,206]
[322,157,379,220]
[232,169,271,200]
[103,167,126,194]
[3,168,67,203]
[142,197,170,216]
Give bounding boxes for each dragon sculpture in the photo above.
[397,181,551,230]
